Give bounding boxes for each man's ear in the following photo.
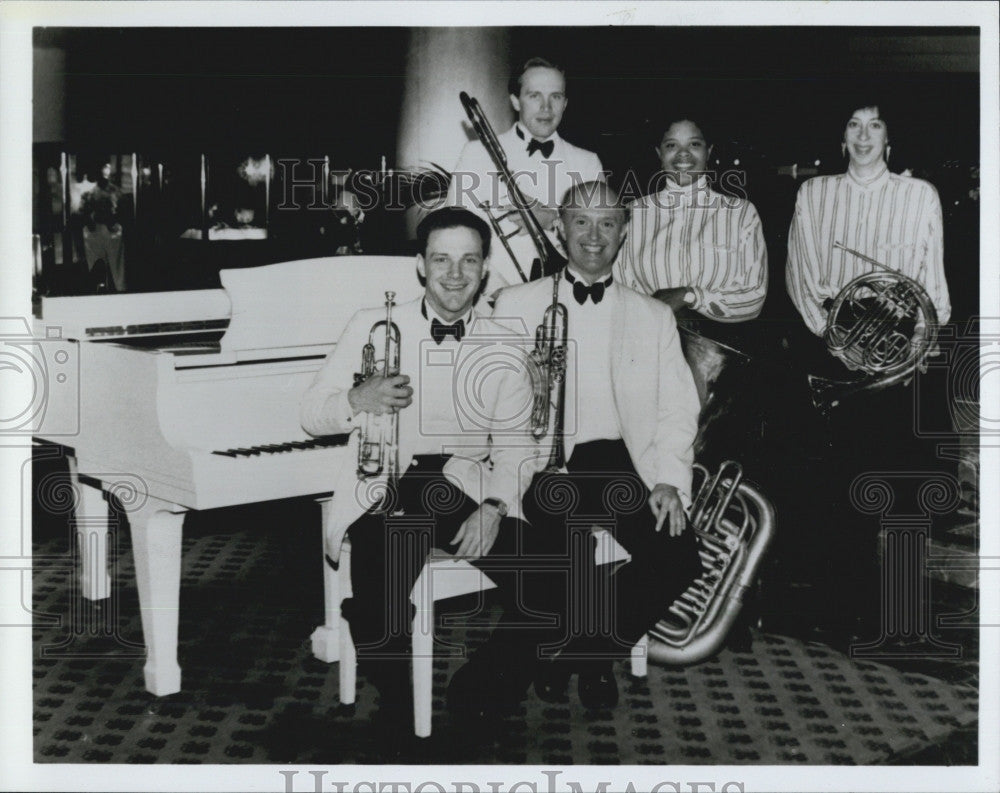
[553,216,565,244]
[510,94,521,114]
[416,253,426,279]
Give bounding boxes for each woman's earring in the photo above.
[885,145,891,163]
[841,142,847,158]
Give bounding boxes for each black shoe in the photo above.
[363,659,412,733]
[577,661,618,710]
[447,648,530,725]
[533,658,572,703]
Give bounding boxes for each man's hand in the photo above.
[450,504,503,560]
[649,484,687,537]
[348,373,412,415]
[652,287,693,313]
[501,204,560,234]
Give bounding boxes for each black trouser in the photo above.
[770,324,948,629]
[494,439,703,663]
[343,455,521,689]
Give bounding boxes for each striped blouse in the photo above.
[613,177,768,322]
[786,167,951,336]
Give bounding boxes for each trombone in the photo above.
[459,91,566,281]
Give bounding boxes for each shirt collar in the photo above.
[656,174,712,206]
[845,162,890,191]
[421,298,475,328]
[564,266,614,288]
[514,123,561,146]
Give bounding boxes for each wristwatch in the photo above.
[683,289,696,306]
[482,497,509,517]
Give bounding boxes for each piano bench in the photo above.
[333,528,646,738]
[333,545,497,739]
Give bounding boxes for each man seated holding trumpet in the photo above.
[300,207,540,732]
[447,182,704,722]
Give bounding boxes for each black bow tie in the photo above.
[430,317,466,344]
[527,138,555,158]
[564,270,612,305]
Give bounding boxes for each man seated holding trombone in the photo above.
[447,182,704,721]
[447,57,605,292]
[300,207,540,733]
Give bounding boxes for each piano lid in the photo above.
[38,256,425,361]
[218,255,422,358]
[39,289,231,342]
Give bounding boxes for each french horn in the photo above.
[808,242,939,414]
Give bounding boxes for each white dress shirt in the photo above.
[447,123,605,290]
[559,270,621,446]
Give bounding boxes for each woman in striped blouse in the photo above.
[786,103,951,340]
[614,117,768,323]
[778,103,954,646]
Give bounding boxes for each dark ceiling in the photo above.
[34,26,980,169]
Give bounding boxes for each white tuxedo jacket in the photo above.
[301,297,539,559]
[492,277,700,500]
[446,124,605,290]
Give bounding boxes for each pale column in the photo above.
[397,28,511,235]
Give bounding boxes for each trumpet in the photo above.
[529,271,569,471]
[459,91,567,281]
[808,242,939,414]
[354,291,402,486]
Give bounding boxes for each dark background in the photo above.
[36,26,979,163]
[32,26,980,322]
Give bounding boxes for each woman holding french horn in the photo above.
[779,101,952,644]
[786,101,950,372]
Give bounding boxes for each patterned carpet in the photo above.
[31,501,979,766]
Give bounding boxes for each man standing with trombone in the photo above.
[447,57,605,291]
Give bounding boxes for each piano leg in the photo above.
[67,456,112,601]
[126,494,187,696]
[310,497,341,663]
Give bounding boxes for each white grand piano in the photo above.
[33,256,424,695]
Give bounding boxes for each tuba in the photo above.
[459,91,567,281]
[648,461,775,665]
[808,242,939,415]
[529,270,569,471]
[354,291,402,489]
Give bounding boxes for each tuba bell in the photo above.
[808,242,939,415]
[648,461,775,665]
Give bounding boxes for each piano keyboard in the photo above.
[211,435,349,457]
